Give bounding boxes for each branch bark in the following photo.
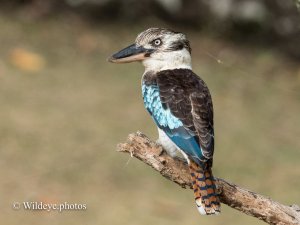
[117,132,300,225]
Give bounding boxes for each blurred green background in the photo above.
[0,1,300,225]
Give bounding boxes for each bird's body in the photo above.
[142,69,212,164]
[109,28,220,215]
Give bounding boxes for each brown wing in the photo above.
[156,69,214,160]
[190,90,214,159]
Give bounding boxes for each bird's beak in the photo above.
[108,44,154,63]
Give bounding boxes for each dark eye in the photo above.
[152,38,162,46]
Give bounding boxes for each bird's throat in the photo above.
[142,49,192,72]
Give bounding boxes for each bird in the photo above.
[108,28,220,215]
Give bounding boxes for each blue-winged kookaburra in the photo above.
[108,28,220,215]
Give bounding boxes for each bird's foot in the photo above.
[155,139,165,155]
[156,138,162,146]
[173,156,188,164]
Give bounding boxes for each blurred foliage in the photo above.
[295,0,300,11]
[0,3,299,225]
[1,0,300,58]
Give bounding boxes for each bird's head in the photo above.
[108,28,192,71]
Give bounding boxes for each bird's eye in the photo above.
[152,39,162,47]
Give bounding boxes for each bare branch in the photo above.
[117,132,300,225]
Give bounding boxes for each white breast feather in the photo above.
[143,48,192,72]
[157,128,190,163]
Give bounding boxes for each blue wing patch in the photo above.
[142,84,204,163]
[142,84,183,129]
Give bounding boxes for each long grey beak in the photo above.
[108,44,154,63]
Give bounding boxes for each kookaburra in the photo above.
[108,28,220,215]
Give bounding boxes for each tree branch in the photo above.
[117,132,300,225]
